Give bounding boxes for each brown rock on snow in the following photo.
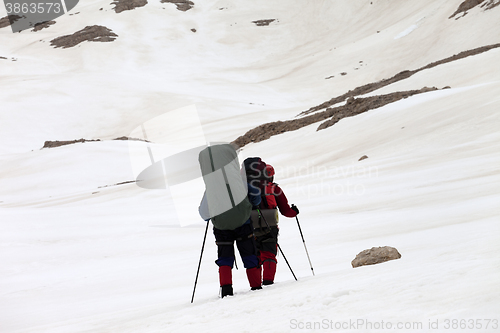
[32,21,56,32]
[0,15,22,29]
[351,246,401,268]
[111,0,148,13]
[449,0,500,19]
[299,43,500,116]
[50,25,118,48]
[450,0,486,18]
[43,137,149,148]
[231,86,438,149]
[161,0,194,11]
[252,19,275,26]
[42,139,101,148]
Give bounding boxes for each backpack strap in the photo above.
[260,181,277,209]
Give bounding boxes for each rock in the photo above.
[358,155,368,161]
[50,25,118,48]
[112,0,148,13]
[32,21,56,32]
[0,15,22,29]
[351,246,401,268]
[252,19,275,26]
[161,0,194,11]
[449,0,489,19]
[42,138,100,149]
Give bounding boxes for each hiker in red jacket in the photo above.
[244,158,299,285]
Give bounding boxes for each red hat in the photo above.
[264,164,275,178]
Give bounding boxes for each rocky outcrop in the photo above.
[450,0,486,18]
[42,139,101,148]
[161,0,194,11]
[230,42,500,149]
[42,137,148,148]
[316,87,437,131]
[252,19,275,26]
[0,15,22,29]
[111,0,147,13]
[299,43,500,116]
[449,0,500,19]
[232,87,438,148]
[351,246,401,268]
[50,25,118,48]
[32,21,56,32]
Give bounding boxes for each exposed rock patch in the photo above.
[111,0,147,13]
[43,137,148,148]
[232,87,438,148]
[484,0,500,9]
[299,43,500,116]
[449,0,500,18]
[352,246,401,268]
[0,15,22,29]
[358,155,368,161]
[0,56,7,60]
[161,0,194,11]
[317,87,437,130]
[450,0,486,18]
[252,19,276,26]
[43,139,101,148]
[50,25,118,48]
[32,21,56,32]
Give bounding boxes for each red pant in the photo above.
[259,249,277,282]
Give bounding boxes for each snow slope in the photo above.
[1,0,499,332]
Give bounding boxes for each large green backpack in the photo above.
[198,144,252,230]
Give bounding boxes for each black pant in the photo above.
[255,226,279,255]
[213,223,259,268]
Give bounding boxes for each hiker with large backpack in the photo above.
[243,157,299,286]
[198,144,263,298]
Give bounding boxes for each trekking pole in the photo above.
[191,220,210,303]
[295,216,315,276]
[257,209,297,281]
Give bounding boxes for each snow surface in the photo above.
[1,0,500,332]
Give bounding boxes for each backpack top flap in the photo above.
[199,144,251,229]
[243,157,266,180]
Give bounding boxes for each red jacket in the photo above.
[261,182,297,218]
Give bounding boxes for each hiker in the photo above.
[243,158,299,285]
[198,144,263,298]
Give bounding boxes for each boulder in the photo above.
[351,246,401,268]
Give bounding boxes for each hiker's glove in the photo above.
[291,204,299,215]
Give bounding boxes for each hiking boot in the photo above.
[263,280,274,286]
[251,286,262,291]
[221,284,233,298]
